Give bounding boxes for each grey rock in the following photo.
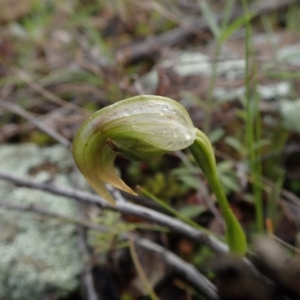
[0,143,84,300]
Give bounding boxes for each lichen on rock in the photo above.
[0,143,84,300]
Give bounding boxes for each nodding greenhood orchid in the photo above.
[73,95,247,255]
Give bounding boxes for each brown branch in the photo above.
[76,199,99,300]
[77,225,99,300]
[128,235,160,300]
[0,99,71,148]
[115,0,298,65]
[133,233,218,299]
[0,169,228,254]
[0,199,218,299]
[0,200,105,230]
[13,69,88,113]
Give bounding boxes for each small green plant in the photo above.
[72,95,247,255]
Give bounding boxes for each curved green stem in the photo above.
[189,129,247,255]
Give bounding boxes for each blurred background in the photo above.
[0,0,300,299]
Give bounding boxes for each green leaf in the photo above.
[208,128,225,144]
[219,12,255,43]
[178,205,207,219]
[225,136,246,155]
[198,0,220,38]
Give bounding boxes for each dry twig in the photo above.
[0,200,218,299]
[128,235,160,300]
[116,0,298,65]
[0,99,71,148]
[13,69,88,113]
[0,169,228,254]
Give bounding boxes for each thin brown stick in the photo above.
[0,199,218,299]
[0,200,106,231]
[115,0,298,65]
[0,169,228,254]
[133,233,218,299]
[128,235,160,300]
[76,198,99,300]
[133,0,204,39]
[13,69,88,113]
[77,225,99,300]
[0,99,71,148]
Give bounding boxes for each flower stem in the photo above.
[189,129,247,255]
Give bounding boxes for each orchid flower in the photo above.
[73,95,247,255]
